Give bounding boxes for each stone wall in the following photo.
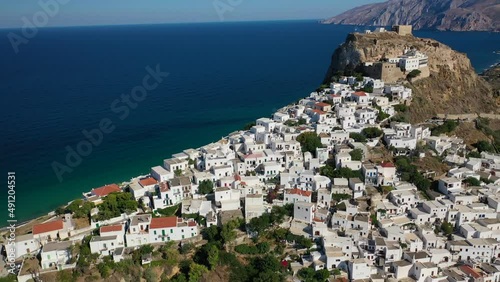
[393,25,413,36]
[436,113,500,120]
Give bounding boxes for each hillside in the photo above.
[321,0,500,32]
[323,31,499,123]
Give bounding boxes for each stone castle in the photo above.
[361,25,430,83]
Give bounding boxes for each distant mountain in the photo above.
[322,0,500,32]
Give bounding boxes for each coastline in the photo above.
[3,59,499,232]
[3,25,500,229]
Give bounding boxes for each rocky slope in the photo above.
[323,31,498,122]
[322,0,500,32]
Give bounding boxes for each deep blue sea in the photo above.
[0,20,499,223]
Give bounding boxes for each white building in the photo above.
[126,214,151,247]
[438,177,463,195]
[294,201,315,224]
[90,224,125,256]
[348,258,371,280]
[245,194,264,223]
[14,234,39,259]
[40,241,74,270]
[149,216,199,243]
[151,166,173,182]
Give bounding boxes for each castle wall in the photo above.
[363,63,429,83]
[393,25,413,36]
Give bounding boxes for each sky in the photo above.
[0,0,383,28]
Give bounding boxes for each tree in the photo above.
[96,192,138,221]
[97,262,111,278]
[256,242,270,254]
[474,140,495,153]
[297,132,323,156]
[355,73,364,82]
[315,269,330,281]
[270,205,290,224]
[467,151,482,158]
[272,228,288,241]
[55,206,66,215]
[320,165,361,179]
[284,119,298,127]
[174,168,183,177]
[188,263,208,282]
[203,225,220,242]
[198,179,214,195]
[144,268,157,282]
[73,201,95,218]
[298,268,316,281]
[377,111,390,122]
[360,85,374,93]
[298,267,331,282]
[349,149,363,161]
[464,177,481,187]
[349,132,367,143]
[221,224,236,245]
[299,237,313,249]
[207,244,219,270]
[441,221,454,235]
[431,120,458,136]
[394,104,408,113]
[248,213,271,234]
[407,69,422,80]
[361,127,383,138]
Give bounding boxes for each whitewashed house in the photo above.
[294,201,315,224]
[40,241,74,270]
[149,216,198,243]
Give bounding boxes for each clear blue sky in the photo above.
[0,0,383,28]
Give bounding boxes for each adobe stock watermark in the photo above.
[213,0,244,21]
[7,0,70,54]
[51,65,169,182]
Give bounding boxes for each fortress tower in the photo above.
[392,25,413,36]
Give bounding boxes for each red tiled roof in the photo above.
[150,217,177,229]
[92,184,121,197]
[312,109,327,115]
[100,225,123,233]
[33,220,63,235]
[353,91,367,97]
[287,188,312,197]
[460,265,482,279]
[381,162,395,168]
[315,102,330,107]
[234,174,242,181]
[188,221,197,227]
[139,177,158,187]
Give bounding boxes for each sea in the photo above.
[0,20,499,224]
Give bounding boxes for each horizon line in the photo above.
[0,18,323,30]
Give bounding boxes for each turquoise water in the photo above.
[0,20,498,223]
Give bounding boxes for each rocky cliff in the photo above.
[322,0,500,32]
[323,31,499,122]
